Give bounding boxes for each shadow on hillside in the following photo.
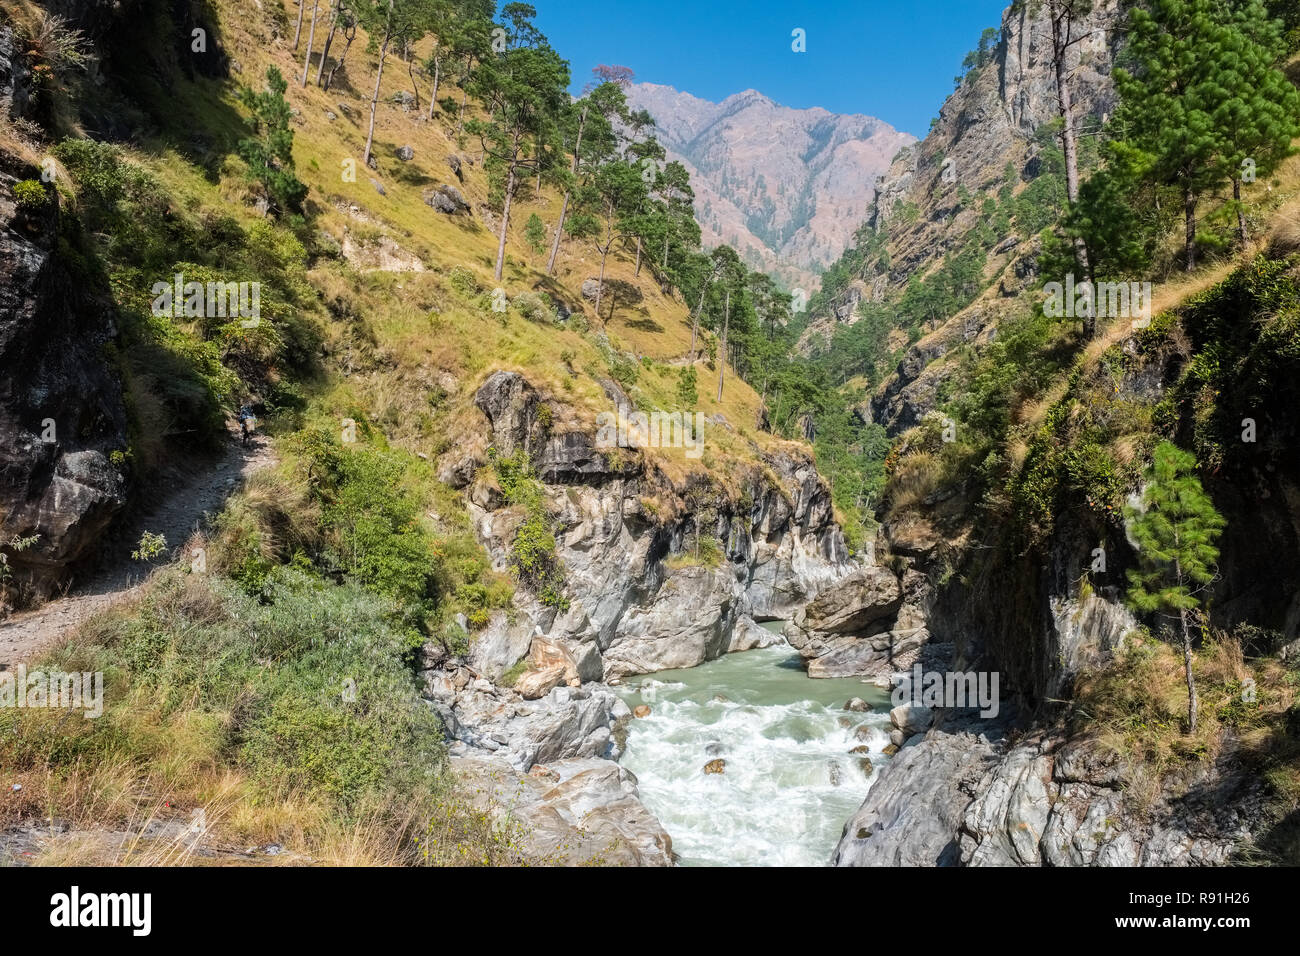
[392,164,436,188]
[621,315,663,333]
[1253,806,1300,864]
[602,279,644,324]
[530,276,582,317]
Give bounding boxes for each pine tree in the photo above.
[356,0,436,168]
[523,212,546,255]
[1113,0,1299,270]
[1212,0,1300,242]
[465,2,569,281]
[1125,441,1226,732]
[577,158,647,319]
[546,78,626,276]
[237,67,308,214]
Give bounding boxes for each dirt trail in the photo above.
[0,430,276,668]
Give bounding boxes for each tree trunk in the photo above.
[362,32,391,169]
[635,236,643,276]
[292,0,305,50]
[689,279,710,363]
[594,221,611,318]
[1184,184,1198,272]
[1234,177,1248,243]
[1179,607,1199,733]
[300,0,319,87]
[315,1,338,87]
[546,106,587,276]
[494,156,518,281]
[427,54,441,120]
[716,289,730,403]
[324,25,354,92]
[1049,0,1094,335]
[405,41,421,114]
[547,191,570,275]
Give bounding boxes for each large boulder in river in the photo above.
[785,565,909,676]
[515,664,565,700]
[799,565,902,634]
[806,627,930,679]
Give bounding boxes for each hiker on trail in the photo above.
[237,403,256,446]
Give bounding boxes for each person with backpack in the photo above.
[237,402,256,446]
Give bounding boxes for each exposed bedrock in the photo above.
[0,146,128,602]
[454,369,862,685]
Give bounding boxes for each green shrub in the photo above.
[13,179,47,208]
[676,366,698,409]
[490,450,568,609]
[448,266,479,297]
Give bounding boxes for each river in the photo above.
[616,637,893,866]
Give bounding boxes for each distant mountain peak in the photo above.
[627,83,915,291]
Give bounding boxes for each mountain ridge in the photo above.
[627,81,915,291]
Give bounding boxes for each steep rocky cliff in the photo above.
[800,0,1120,435]
[446,369,856,686]
[0,34,128,603]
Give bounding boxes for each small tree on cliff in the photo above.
[1124,441,1225,733]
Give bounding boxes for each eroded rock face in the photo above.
[451,754,673,866]
[834,727,999,866]
[0,156,128,600]
[781,563,942,679]
[790,566,902,636]
[461,370,859,683]
[423,664,625,772]
[834,722,1269,867]
[474,370,540,459]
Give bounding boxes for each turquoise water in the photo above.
[616,642,893,866]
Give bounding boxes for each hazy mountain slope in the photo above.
[627,83,914,291]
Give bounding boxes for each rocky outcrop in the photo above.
[458,370,857,684]
[784,565,942,679]
[423,661,626,772]
[834,726,1001,866]
[835,722,1270,867]
[452,754,673,866]
[0,153,128,602]
[425,656,674,865]
[0,26,31,123]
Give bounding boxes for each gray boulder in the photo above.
[451,755,673,865]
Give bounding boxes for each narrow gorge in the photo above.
[1,0,1297,879]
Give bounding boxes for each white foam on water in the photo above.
[618,648,892,866]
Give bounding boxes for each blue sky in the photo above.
[533,0,1011,138]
